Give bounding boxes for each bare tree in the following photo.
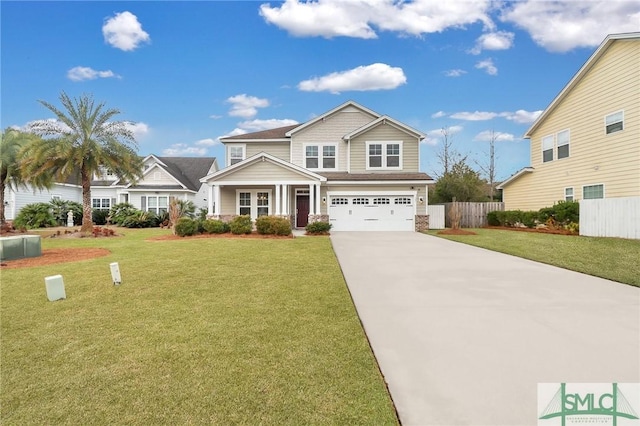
[435,126,466,178]
[475,130,498,200]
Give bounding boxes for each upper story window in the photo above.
[304,144,337,170]
[583,184,604,200]
[366,141,402,170]
[542,130,570,163]
[229,145,246,166]
[605,111,624,134]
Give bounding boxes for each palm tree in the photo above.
[23,92,143,233]
[0,128,53,224]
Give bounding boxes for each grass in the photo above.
[1,228,397,425]
[428,228,640,287]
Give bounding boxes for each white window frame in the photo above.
[92,198,112,210]
[605,111,624,135]
[564,187,574,202]
[366,141,403,170]
[556,129,570,160]
[146,196,169,214]
[228,144,246,166]
[235,189,272,219]
[303,143,338,171]
[542,135,554,163]
[582,184,605,200]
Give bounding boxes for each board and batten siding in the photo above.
[246,142,290,162]
[349,123,420,173]
[291,107,376,170]
[504,39,640,211]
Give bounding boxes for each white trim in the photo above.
[564,186,574,202]
[365,141,403,171]
[285,101,380,136]
[326,179,435,185]
[303,143,339,171]
[556,128,570,160]
[604,110,624,134]
[542,134,554,163]
[125,163,188,190]
[235,189,272,219]
[582,183,606,200]
[220,138,289,143]
[497,167,534,189]
[227,144,246,167]
[343,115,425,140]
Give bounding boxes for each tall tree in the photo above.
[432,158,485,203]
[0,129,53,224]
[23,92,143,232]
[475,130,498,200]
[434,126,466,178]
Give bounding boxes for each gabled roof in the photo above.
[221,124,299,142]
[343,115,425,140]
[496,167,534,189]
[525,32,640,138]
[200,152,326,183]
[285,100,381,136]
[113,155,217,191]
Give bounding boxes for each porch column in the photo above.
[315,183,321,216]
[282,185,289,215]
[308,183,315,215]
[424,185,429,206]
[207,185,214,216]
[213,185,221,216]
[275,184,281,216]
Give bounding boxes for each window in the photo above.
[367,141,402,170]
[542,135,554,163]
[373,198,390,205]
[146,196,168,214]
[229,145,245,166]
[304,144,337,170]
[565,187,574,202]
[556,130,570,159]
[583,184,604,200]
[257,192,269,217]
[352,198,369,205]
[605,111,624,134]
[239,192,251,216]
[92,198,111,210]
[394,197,412,205]
[331,198,348,205]
[236,190,271,218]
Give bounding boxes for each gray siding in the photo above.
[246,142,290,162]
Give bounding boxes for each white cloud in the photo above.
[470,31,514,54]
[195,138,219,147]
[227,94,270,119]
[125,122,149,140]
[162,143,207,157]
[67,66,120,82]
[209,115,223,119]
[298,63,406,94]
[443,69,467,77]
[102,11,150,51]
[422,125,463,145]
[260,0,494,38]
[431,111,447,118]
[500,110,542,124]
[501,1,640,52]
[473,130,515,142]
[450,111,498,121]
[475,58,498,75]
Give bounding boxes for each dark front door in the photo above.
[296,195,310,228]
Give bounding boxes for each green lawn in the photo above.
[1,229,397,425]
[428,228,640,287]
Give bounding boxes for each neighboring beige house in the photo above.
[498,32,640,210]
[200,101,434,231]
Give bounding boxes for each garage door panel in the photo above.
[328,195,415,231]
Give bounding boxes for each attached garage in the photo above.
[327,193,416,231]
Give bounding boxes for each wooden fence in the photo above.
[441,202,504,228]
[579,197,640,239]
[427,205,445,229]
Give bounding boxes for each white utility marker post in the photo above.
[110,262,122,285]
[45,275,66,301]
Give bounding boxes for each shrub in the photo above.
[175,217,198,237]
[50,199,83,226]
[521,211,538,228]
[121,210,157,228]
[229,215,253,235]
[305,221,332,235]
[109,203,138,226]
[255,216,291,236]
[487,211,500,226]
[202,219,229,234]
[13,203,56,229]
[553,200,579,225]
[566,221,579,235]
[92,210,109,225]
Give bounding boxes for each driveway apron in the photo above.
[330,232,640,426]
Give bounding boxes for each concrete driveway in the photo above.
[330,232,640,426]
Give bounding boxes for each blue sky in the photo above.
[2,1,639,180]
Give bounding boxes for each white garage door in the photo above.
[328,195,415,231]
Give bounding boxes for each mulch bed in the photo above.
[1,248,111,270]
[437,229,478,236]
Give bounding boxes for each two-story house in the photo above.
[200,101,434,231]
[498,32,640,210]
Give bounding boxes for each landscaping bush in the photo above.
[13,203,56,229]
[109,203,139,226]
[50,199,83,226]
[305,221,332,235]
[255,216,291,236]
[121,210,158,228]
[229,215,252,235]
[487,200,579,229]
[202,219,229,234]
[175,217,198,237]
[92,209,109,225]
[487,210,501,226]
